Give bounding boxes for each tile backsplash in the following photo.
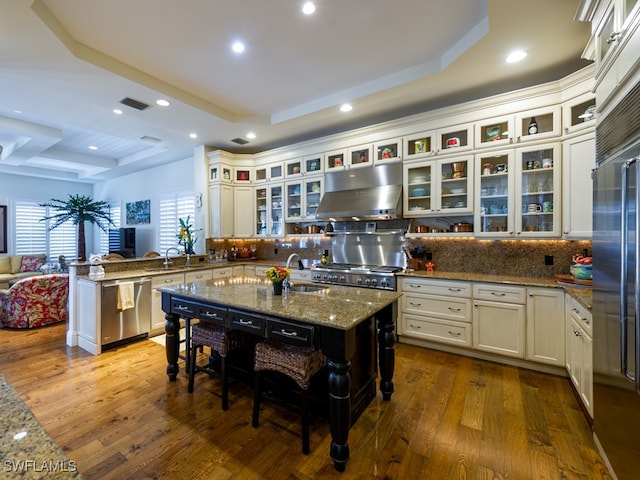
[207,237,591,278]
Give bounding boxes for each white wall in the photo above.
[92,156,195,255]
[0,173,93,255]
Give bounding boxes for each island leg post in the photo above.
[328,358,351,472]
[165,311,180,381]
[378,302,396,401]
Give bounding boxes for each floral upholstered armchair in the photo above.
[0,274,69,329]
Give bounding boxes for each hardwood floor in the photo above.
[0,323,612,479]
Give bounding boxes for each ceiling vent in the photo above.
[120,97,150,111]
[231,137,249,145]
[140,135,162,144]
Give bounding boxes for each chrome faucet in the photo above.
[284,253,301,290]
[164,247,180,267]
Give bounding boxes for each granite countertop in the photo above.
[0,374,81,479]
[160,277,401,330]
[76,262,229,282]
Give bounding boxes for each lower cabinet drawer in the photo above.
[229,309,265,335]
[473,283,526,304]
[171,298,198,317]
[402,293,471,322]
[197,304,227,327]
[266,318,315,348]
[402,314,472,347]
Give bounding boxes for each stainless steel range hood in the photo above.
[315,163,402,221]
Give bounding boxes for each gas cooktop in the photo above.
[310,263,403,290]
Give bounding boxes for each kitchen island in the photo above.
[160,277,401,472]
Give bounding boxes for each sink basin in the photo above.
[289,284,329,293]
[145,266,187,272]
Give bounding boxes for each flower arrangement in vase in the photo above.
[264,266,290,295]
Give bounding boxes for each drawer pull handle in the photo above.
[448,331,461,337]
[448,288,461,292]
[175,305,189,311]
[409,284,422,288]
[491,292,506,297]
[573,329,582,337]
[409,302,422,306]
[202,312,218,318]
[409,324,421,329]
[279,329,299,337]
[238,319,254,326]
[448,307,461,312]
[582,318,590,325]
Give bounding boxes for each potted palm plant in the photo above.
[39,194,114,261]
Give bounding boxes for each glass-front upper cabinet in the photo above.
[403,131,436,161]
[563,93,596,135]
[285,177,323,221]
[474,150,515,237]
[325,149,347,171]
[269,184,284,236]
[303,154,323,176]
[403,156,473,216]
[254,184,284,237]
[514,105,561,143]
[255,162,284,183]
[436,124,473,154]
[347,144,372,169]
[373,138,402,164]
[515,143,561,237]
[475,115,514,149]
[404,162,433,216]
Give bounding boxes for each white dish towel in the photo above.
[117,282,135,310]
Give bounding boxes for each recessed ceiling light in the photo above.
[189,133,198,139]
[232,41,245,54]
[506,50,527,63]
[246,132,256,139]
[156,99,171,107]
[113,108,123,115]
[340,103,353,112]
[88,145,98,150]
[302,2,316,15]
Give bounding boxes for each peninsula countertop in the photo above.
[159,277,402,330]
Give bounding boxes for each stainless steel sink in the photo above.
[289,284,329,293]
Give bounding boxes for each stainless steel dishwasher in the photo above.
[101,277,152,349]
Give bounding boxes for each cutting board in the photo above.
[554,274,592,286]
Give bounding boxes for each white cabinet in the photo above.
[474,106,561,149]
[515,142,562,237]
[436,123,473,154]
[473,283,526,358]
[589,0,640,113]
[185,269,213,283]
[399,277,473,348]
[403,131,436,160]
[373,138,402,164]
[255,183,284,237]
[255,162,284,183]
[565,294,593,417]
[403,156,474,217]
[289,269,313,282]
[285,154,323,178]
[233,186,254,237]
[209,184,234,238]
[562,132,595,238]
[346,144,373,169]
[77,279,100,354]
[150,272,186,335]
[284,177,323,222]
[526,288,565,366]
[475,149,516,236]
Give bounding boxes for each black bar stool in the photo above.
[252,339,326,454]
[188,322,246,411]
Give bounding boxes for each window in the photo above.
[158,193,196,253]
[99,204,121,254]
[14,202,77,259]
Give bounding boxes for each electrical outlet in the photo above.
[545,255,554,266]
[274,248,278,255]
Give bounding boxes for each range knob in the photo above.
[380,279,388,287]
[331,274,338,282]
[338,275,346,282]
[357,278,363,284]
[365,278,371,286]
[322,274,328,281]
[371,279,378,286]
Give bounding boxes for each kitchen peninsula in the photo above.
[160,278,401,472]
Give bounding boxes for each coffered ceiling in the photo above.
[0,0,592,183]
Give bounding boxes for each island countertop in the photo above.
[159,277,401,330]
